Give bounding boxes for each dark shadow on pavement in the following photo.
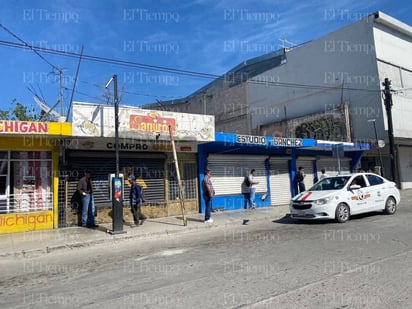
[348,211,386,221]
[273,214,333,225]
[86,225,108,233]
[273,211,387,225]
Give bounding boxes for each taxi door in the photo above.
[347,175,372,215]
[364,174,386,211]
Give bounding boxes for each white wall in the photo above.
[374,25,412,140]
[248,16,383,142]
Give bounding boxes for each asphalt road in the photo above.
[1,200,412,309]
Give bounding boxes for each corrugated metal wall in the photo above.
[207,154,267,195]
[64,150,166,208]
[269,157,291,206]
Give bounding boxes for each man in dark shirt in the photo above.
[77,169,98,228]
[128,175,144,226]
[297,166,306,193]
[202,169,215,223]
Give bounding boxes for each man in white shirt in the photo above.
[320,168,328,180]
[248,169,259,209]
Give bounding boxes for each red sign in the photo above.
[130,112,175,135]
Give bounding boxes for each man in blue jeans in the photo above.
[77,169,98,228]
[202,169,215,223]
[248,169,259,209]
[128,175,144,227]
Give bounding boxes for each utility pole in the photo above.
[368,119,384,177]
[105,74,124,234]
[382,78,397,184]
[169,125,187,226]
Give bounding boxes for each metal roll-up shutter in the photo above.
[65,151,166,208]
[207,154,267,195]
[317,157,351,177]
[296,158,315,187]
[269,157,291,206]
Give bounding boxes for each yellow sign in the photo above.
[0,121,72,136]
[0,211,53,234]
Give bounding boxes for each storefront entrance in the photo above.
[0,151,53,233]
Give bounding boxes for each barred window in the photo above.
[168,163,197,200]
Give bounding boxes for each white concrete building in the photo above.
[146,12,412,188]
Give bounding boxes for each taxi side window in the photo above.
[352,176,367,188]
[366,174,384,186]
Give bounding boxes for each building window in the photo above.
[0,151,53,214]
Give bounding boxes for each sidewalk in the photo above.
[0,205,290,258]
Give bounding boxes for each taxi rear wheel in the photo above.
[335,203,350,223]
[384,197,397,215]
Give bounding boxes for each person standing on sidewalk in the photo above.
[242,176,251,209]
[296,166,306,193]
[248,169,259,209]
[77,169,98,228]
[128,175,144,227]
[202,169,215,223]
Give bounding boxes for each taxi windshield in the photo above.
[309,176,351,191]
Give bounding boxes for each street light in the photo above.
[105,74,124,234]
[105,75,119,177]
[368,119,384,176]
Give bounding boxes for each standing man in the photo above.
[248,169,259,209]
[77,169,98,228]
[128,175,144,227]
[202,169,215,223]
[242,176,251,209]
[297,166,306,193]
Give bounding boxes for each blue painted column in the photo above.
[290,150,298,197]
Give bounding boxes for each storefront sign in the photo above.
[236,134,266,145]
[130,112,176,134]
[66,138,196,152]
[0,211,53,234]
[72,102,215,141]
[271,138,303,147]
[0,121,71,136]
[0,121,48,134]
[106,142,150,151]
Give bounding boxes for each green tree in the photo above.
[0,110,9,120]
[0,99,39,121]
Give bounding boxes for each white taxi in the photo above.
[289,173,400,223]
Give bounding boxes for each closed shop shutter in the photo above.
[398,146,412,189]
[317,157,351,178]
[207,154,267,195]
[65,151,166,208]
[296,158,315,187]
[269,157,291,206]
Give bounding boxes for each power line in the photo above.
[0,38,384,94]
[77,80,183,100]
[0,39,217,79]
[0,24,60,72]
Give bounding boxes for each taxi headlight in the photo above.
[314,197,332,205]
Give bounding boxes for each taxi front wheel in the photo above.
[384,197,397,215]
[335,203,350,223]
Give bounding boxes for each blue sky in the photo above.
[0,0,411,120]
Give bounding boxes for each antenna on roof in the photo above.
[33,94,64,121]
[27,86,63,121]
